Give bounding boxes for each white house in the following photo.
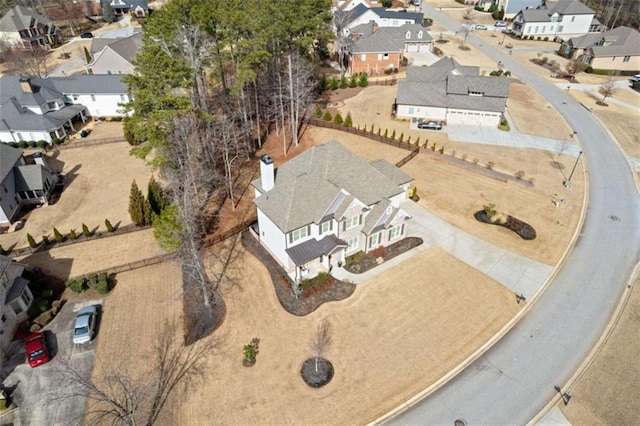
[512,0,601,41]
[396,58,510,127]
[0,5,61,50]
[336,4,424,34]
[0,256,33,353]
[0,75,130,143]
[0,144,57,225]
[85,31,142,75]
[253,141,413,282]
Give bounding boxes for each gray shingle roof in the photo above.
[397,59,509,113]
[590,26,640,57]
[551,0,594,15]
[253,141,408,233]
[351,22,432,53]
[369,159,413,185]
[5,275,28,304]
[14,164,56,192]
[505,0,544,15]
[520,8,552,22]
[286,235,347,266]
[91,32,142,61]
[0,144,22,183]
[0,5,52,32]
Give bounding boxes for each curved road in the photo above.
[388,6,640,424]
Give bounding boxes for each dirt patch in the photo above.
[561,273,640,424]
[507,82,573,140]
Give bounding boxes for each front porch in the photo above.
[286,235,347,282]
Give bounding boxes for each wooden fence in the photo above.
[367,77,399,86]
[53,136,127,150]
[304,117,420,167]
[68,253,177,282]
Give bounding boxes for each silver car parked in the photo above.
[73,305,97,345]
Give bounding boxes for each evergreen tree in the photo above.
[339,75,348,89]
[105,219,115,232]
[358,73,369,87]
[343,112,353,127]
[82,223,92,238]
[53,227,65,243]
[101,0,115,23]
[333,112,343,125]
[83,47,92,64]
[147,176,169,216]
[323,111,332,121]
[152,204,183,253]
[69,229,77,240]
[129,180,146,226]
[27,233,38,248]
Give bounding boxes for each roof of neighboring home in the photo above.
[0,144,23,184]
[339,4,423,26]
[253,141,411,233]
[351,22,432,53]
[519,8,553,22]
[0,5,53,32]
[589,26,640,57]
[14,164,56,192]
[110,0,149,9]
[89,32,142,64]
[397,59,509,112]
[505,0,543,15]
[518,0,594,22]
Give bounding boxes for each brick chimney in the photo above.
[260,155,275,192]
[19,77,34,93]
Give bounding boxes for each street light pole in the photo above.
[564,150,583,188]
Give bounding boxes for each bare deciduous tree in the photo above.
[2,46,51,77]
[463,5,474,21]
[310,319,332,373]
[56,320,219,426]
[565,59,582,82]
[598,75,617,104]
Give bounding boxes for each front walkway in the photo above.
[333,201,553,300]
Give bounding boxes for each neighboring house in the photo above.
[0,75,131,143]
[0,144,57,225]
[336,4,424,34]
[252,141,413,282]
[110,0,150,18]
[349,22,433,75]
[512,0,601,41]
[492,0,545,20]
[335,0,373,11]
[84,31,142,75]
[0,5,61,50]
[0,255,33,352]
[559,26,640,72]
[396,57,510,127]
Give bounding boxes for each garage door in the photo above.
[406,44,418,52]
[419,44,430,53]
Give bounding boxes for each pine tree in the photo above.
[315,107,323,117]
[323,111,332,121]
[105,219,115,232]
[69,229,77,240]
[53,227,65,243]
[82,223,92,238]
[129,180,146,226]
[83,46,92,64]
[101,0,115,23]
[333,112,343,125]
[399,133,404,143]
[391,130,396,140]
[27,233,38,248]
[147,176,168,216]
[343,112,353,127]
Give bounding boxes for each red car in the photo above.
[25,332,51,368]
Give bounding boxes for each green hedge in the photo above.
[65,278,87,293]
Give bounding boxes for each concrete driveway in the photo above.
[1,299,102,426]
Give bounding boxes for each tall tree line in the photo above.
[123,0,332,338]
[582,0,639,29]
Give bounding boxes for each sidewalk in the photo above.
[334,201,553,300]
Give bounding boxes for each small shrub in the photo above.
[18,141,28,148]
[69,229,77,240]
[415,137,420,146]
[323,111,332,121]
[27,233,38,248]
[243,342,258,363]
[543,36,549,41]
[399,133,404,143]
[407,136,411,144]
[393,68,399,74]
[54,138,65,145]
[37,140,48,148]
[462,153,468,161]
[486,161,495,170]
[319,74,329,92]
[96,279,109,294]
[7,142,19,148]
[377,128,381,136]
[0,244,4,254]
[42,235,50,245]
[65,278,86,293]
[53,227,65,243]
[330,76,339,90]
[345,251,365,266]
[384,68,393,75]
[333,112,343,125]
[315,107,323,117]
[105,219,115,232]
[585,66,593,73]
[391,130,396,140]
[483,203,497,218]
[343,112,353,127]
[451,150,456,157]
[371,124,375,133]
[384,129,388,138]
[504,71,511,77]
[82,223,92,238]
[472,158,479,164]
[339,75,348,89]
[349,75,358,88]
[439,146,444,154]
[515,170,525,179]
[28,140,38,148]
[431,143,436,151]
[358,73,369,87]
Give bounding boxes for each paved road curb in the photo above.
[372,132,590,425]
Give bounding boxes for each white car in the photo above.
[474,24,488,30]
[631,74,640,82]
[495,21,507,28]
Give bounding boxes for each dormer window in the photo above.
[406,31,411,39]
[418,31,423,39]
[469,91,484,96]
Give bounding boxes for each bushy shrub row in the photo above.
[319,73,369,91]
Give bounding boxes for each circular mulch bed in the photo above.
[474,210,537,240]
[301,357,334,388]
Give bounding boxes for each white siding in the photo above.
[257,209,289,267]
[74,94,128,117]
[446,109,502,126]
[87,48,135,75]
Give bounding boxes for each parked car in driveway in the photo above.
[25,332,51,368]
[474,24,488,30]
[631,74,640,82]
[418,121,443,130]
[495,21,507,28]
[73,305,98,344]
[80,32,93,39]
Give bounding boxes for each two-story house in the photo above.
[0,144,58,225]
[253,141,413,282]
[0,255,33,352]
[348,22,433,75]
[559,26,640,72]
[336,4,424,35]
[84,31,142,75]
[512,0,601,41]
[110,0,150,18]
[0,5,61,50]
[396,58,510,127]
[0,75,130,143]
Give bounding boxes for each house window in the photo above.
[378,53,382,60]
[535,26,539,34]
[383,53,389,59]
[406,31,411,39]
[121,94,127,102]
[361,54,366,61]
[541,26,546,33]
[571,16,575,22]
[320,220,332,235]
[623,56,630,62]
[10,301,22,316]
[343,215,361,231]
[388,224,403,241]
[90,95,96,102]
[527,27,532,34]
[418,31,423,39]
[558,25,564,32]
[347,236,359,253]
[369,232,380,248]
[408,107,415,114]
[21,289,32,306]
[612,56,616,61]
[392,19,398,25]
[289,225,309,243]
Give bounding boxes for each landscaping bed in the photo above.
[241,230,356,316]
[474,208,537,240]
[343,237,423,274]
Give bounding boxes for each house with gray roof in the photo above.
[0,74,130,143]
[560,26,640,72]
[335,3,424,35]
[396,57,510,127]
[252,141,413,282]
[0,254,33,353]
[348,21,433,75]
[0,5,61,50]
[110,0,150,18]
[84,31,142,75]
[0,144,57,225]
[512,0,601,41]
